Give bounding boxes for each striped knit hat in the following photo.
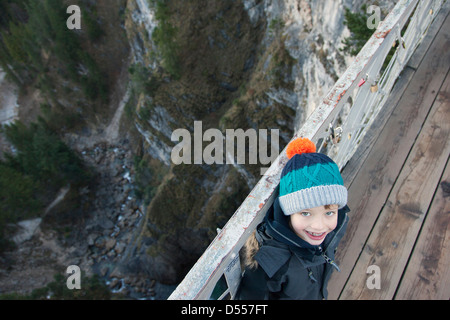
[278,138,347,216]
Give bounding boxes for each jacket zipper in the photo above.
[318,212,348,272]
[318,246,341,272]
[307,268,317,283]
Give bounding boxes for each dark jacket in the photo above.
[236,197,350,300]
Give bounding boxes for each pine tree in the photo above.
[341,6,375,56]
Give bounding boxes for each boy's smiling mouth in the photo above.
[305,231,327,241]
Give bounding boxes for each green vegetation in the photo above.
[149,0,181,79]
[133,155,168,206]
[2,121,89,186]
[342,4,397,72]
[0,273,112,300]
[82,6,105,42]
[341,5,375,56]
[129,63,161,96]
[268,18,285,34]
[0,119,92,252]
[0,0,107,101]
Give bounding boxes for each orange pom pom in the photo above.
[286,138,316,159]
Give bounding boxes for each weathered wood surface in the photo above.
[328,5,450,300]
[340,72,450,299]
[395,159,450,300]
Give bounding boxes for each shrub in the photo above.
[341,5,375,56]
[0,120,92,251]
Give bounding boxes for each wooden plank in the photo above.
[395,160,450,300]
[339,72,450,300]
[327,12,450,300]
[394,123,450,298]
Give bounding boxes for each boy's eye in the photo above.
[325,211,336,216]
[301,212,311,217]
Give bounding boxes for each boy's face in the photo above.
[290,204,339,246]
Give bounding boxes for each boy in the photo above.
[236,138,349,300]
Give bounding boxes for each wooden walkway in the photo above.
[327,4,450,300]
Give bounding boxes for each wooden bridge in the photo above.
[328,2,450,299]
[169,0,449,300]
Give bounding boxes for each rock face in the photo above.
[122,0,267,285]
[0,68,19,126]
[11,218,42,245]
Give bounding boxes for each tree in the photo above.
[151,0,181,79]
[341,6,375,56]
[0,0,108,101]
[2,21,29,64]
[0,119,92,252]
[3,120,90,188]
[0,162,42,241]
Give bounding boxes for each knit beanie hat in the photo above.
[278,138,347,216]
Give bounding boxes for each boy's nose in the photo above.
[310,216,326,231]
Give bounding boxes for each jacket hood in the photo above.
[263,189,350,257]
